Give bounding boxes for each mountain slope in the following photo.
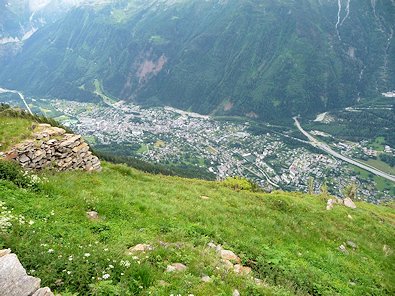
[1,115,395,295]
[0,0,394,119]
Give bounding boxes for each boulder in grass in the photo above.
[220,249,241,263]
[344,198,357,209]
[86,211,99,220]
[165,263,187,273]
[127,244,154,255]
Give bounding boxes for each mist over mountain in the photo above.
[0,0,394,119]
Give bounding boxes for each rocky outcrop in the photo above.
[326,197,357,210]
[0,249,54,296]
[3,124,101,172]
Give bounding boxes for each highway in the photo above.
[0,87,33,115]
[293,117,395,183]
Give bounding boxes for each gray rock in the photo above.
[344,198,356,209]
[338,244,347,253]
[127,244,153,254]
[59,135,81,148]
[19,154,30,163]
[326,199,335,210]
[220,250,241,263]
[201,275,212,282]
[32,287,54,296]
[0,254,40,296]
[86,211,99,220]
[346,240,357,249]
[233,264,252,275]
[72,143,89,153]
[165,263,187,272]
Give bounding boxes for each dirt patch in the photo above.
[137,54,167,83]
[223,101,233,111]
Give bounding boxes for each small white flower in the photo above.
[84,253,91,257]
[48,249,54,253]
[108,264,114,269]
[28,220,34,225]
[67,271,71,275]
[68,255,73,261]
[120,260,131,268]
[102,273,110,280]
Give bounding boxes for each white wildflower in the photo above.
[84,253,91,257]
[120,260,131,268]
[48,249,54,253]
[102,273,110,280]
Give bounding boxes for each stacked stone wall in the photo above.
[3,124,101,172]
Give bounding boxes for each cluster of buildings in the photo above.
[44,98,393,202]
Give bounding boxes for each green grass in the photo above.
[0,163,394,295]
[374,176,395,195]
[1,116,395,295]
[137,144,149,154]
[361,158,395,176]
[0,116,33,151]
[93,79,117,105]
[369,137,386,151]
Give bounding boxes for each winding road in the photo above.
[294,117,395,183]
[0,87,33,115]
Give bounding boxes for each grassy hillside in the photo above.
[0,117,395,295]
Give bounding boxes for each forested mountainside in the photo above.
[0,0,394,119]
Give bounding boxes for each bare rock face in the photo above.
[0,249,53,296]
[2,124,101,172]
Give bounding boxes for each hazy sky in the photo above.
[28,0,114,12]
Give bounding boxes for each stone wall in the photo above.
[3,124,101,172]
